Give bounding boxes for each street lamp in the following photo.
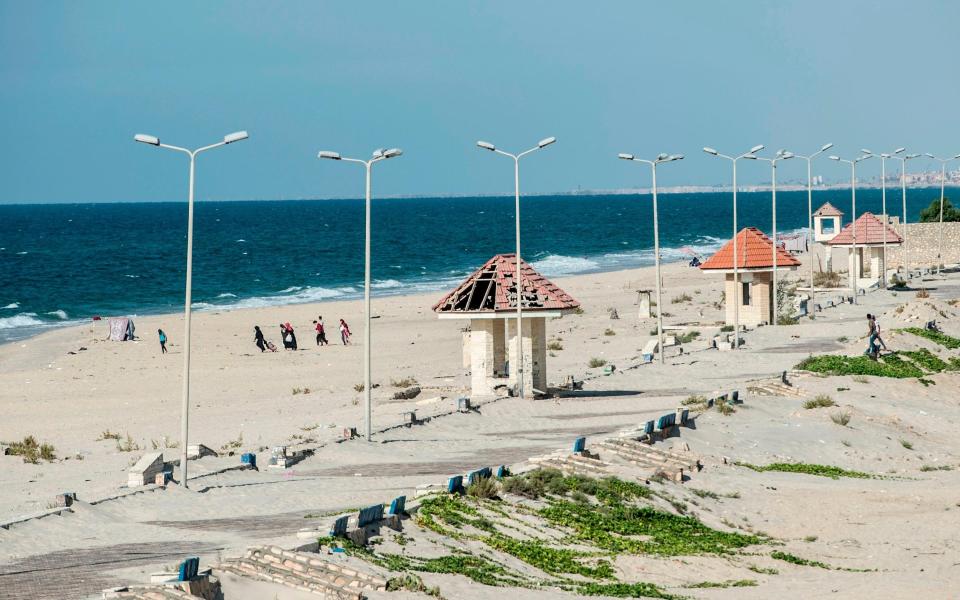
[923,152,960,274]
[318,146,403,441]
[862,148,905,287]
[618,152,684,364]
[476,136,556,398]
[829,153,874,303]
[134,130,249,488]
[744,150,794,325]
[790,143,832,319]
[703,144,764,348]
[889,152,920,272]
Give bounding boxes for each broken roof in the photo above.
[826,212,903,246]
[699,227,802,271]
[433,254,580,314]
[813,202,844,217]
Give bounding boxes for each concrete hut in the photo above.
[813,202,844,243]
[826,212,903,288]
[699,227,801,327]
[433,254,580,398]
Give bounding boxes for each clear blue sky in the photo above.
[1,1,958,203]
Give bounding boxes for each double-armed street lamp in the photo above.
[923,152,960,274]
[862,148,905,287]
[889,152,920,271]
[829,152,874,303]
[318,147,403,441]
[744,150,794,325]
[617,152,684,364]
[476,137,556,399]
[703,144,764,348]
[791,143,833,318]
[134,130,249,488]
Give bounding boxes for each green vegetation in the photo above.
[466,477,499,499]
[577,582,678,599]
[4,435,56,464]
[748,565,779,575]
[678,330,701,344]
[671,293,693,304]
[391,376,417,387]
[588,357,607,368]
[736,462,874,480]
[386,574,443,597]
[771,551,830,569]
[720,324,735,332]
[900,348,953,372]
[803,395,836,409]
[830,410,852,426]
[899,439,914,450]
[686,579,758,588]
[920,464,953,472]
[485,533,614,579]
[96,430,121,441]
[918,197,960,222]
[813,270,841,288]
[604,328,616,336]
[795,353,924,379]
[547,340,563,351]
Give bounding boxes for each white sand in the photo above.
[2,258,960,599]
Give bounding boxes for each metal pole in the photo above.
[851,162,858,304]
[880,157,887,287]
[938,162,946,274]
[902,161,909,272]
[771,161,778,326]
[514,157,524,397]
[652,162,664,364]
[807,157,815,318]
[180,152,195,487]
[732,160,740,348]
[364,161,372,441]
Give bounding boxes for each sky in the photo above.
[1,1,959,203]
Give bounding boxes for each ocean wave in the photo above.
[16,251,28,255]
[530,255,601,276]
[2,303,19,309]
[0,313,43,330]
[46,310,68,320]
[371,279,404,289]
[217,293,237,298]
[278,286,304,293]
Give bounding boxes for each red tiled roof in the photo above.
[813,202,844,217]
[699,227,802,271]
[433,254,580,313]
[826,212,903,246]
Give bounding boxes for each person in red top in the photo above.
[339,319,351,345]
[314,316,328,346]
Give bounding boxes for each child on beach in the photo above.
[873,315,888,351]
[315,316,328,346]
[158,329,167,354]
[254,326,266,352]
[339,319,351,345]
[864,314,879,359]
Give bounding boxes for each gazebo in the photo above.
[826,212,902,288]
[433,254,580,398]
[813,202,844,243]
[699,227,801,326]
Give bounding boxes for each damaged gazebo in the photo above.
[433,254,580,398]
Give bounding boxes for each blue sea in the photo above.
[1,188,953,343]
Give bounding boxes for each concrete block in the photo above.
[127,452,164,487]
[402,411,418,425]
[457,397,472,412]
[186,444,218,460]
[54,492,76,508]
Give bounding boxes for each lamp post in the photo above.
[889,152,920,272]
[318,147,403,441]
[791,143,833,319]
[862,148,905,287]
[134,130,249,488]
[829,153,874,303]
[703,144,764,348]
[476,137,556,399]
[923,152,960,274]
[745,150,794,325]
[617,152,684,364]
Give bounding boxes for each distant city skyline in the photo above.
[1,1,959,204]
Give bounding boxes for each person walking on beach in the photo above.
[314,316,328,346]
[339,318,351,345]
[873,314,889,351]
[254,325,266,352]
[282,322,298,351]
[158,329,167,354]
[864,314,879,359]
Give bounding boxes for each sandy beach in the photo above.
[2,255,960,599]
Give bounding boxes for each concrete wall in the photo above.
[825,221,960,272]
[723,271,772,327]
[507,317,546,396]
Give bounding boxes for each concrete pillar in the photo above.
[492,319,506,377]
[637,290,652,319]
[507,318,540,397]
[461,329,471,369]
[469,319,496,397]
[530,317,547,393]
[870,247,882,282]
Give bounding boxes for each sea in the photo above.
[1,187,953,343]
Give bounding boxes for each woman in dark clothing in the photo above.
[254,326,266,352]
[281,323,291,350]
[284,322,298,351]
[315,316,328,346]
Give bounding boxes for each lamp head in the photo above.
[134,134,160,146]
[383,148,403,158]
[780,152,794,160]
[669,154,684,161]
[703,147,718,155]
[906,153,920,159]
[477,141,496,151]
[860,148,873,155]
[820,143,834,151]
[743,154,758,160]
[318,151,341,160]
[224,131,249,144]
[372,149,384,159]
[537,136,557,148]
[894,147,906,154]
[656,153,669,161]
[750,144,765,153]
[617,153,634,161]
[924,152,935,158]
[954,153,960,160]
[829,155,840,161]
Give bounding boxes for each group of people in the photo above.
[864,313,888,359]
[253,316,352,353]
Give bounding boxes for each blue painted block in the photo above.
[330,515,348,537]
[358,504,384,527]
[467,467,492,486]
[447,475,464,494]
[679,409,689,425]
[495,465,508,478]
[644,420,655,435]
[389,495,407,516]
[656,414,669,430]
[178,557,199,581]
[730,390,740,404]
[572,437,586,454]
[241,453,257,469]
